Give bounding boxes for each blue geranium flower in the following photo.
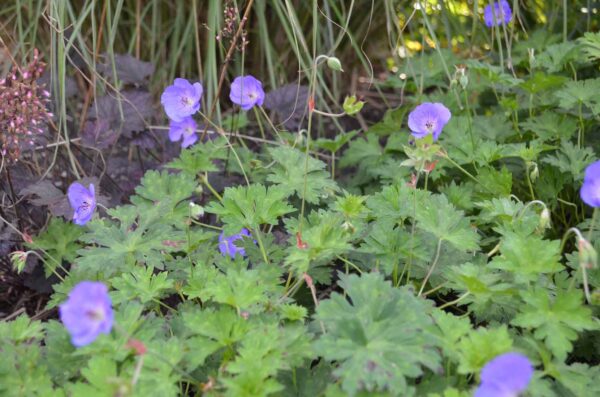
[168,116,198,148]
[475,352,533,397]
[484,1,512,27]
[229,75,265,111]
[67,182,96,226]
[219,228,251,259]
[59,281,113,347]
[161,78,203,122]
[580,160,600,207]
[407,102,451,141]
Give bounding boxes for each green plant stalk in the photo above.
[578,101,585,148]
[252,107,267,140]
[586,207,598,242]
[463,89,476,156]
[441,153,493,193]
[524,160,535,200]
[258,106,284,142]
[438,292,471,310]
[253,227,271,265]
[418,238,443,296]
[336,255,362,274]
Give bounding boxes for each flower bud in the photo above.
[326,56,344,72]
[528,161,539,182]
[459,74,469,89]
[189,202,204,218]
[539,208,551,230]
[578,237,597,270]
[10,251,28,273]
[343,95,365,116]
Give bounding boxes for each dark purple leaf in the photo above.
[81,119,118,149]
[97,53,154,86]
[87,89,153,138]
[263,84,309,130]
[19,180,71,218]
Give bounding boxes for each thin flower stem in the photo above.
[190,220,222,231]
[280,276,304,301]
[252,107,266,140]
[440,151,494,193]
[516,200,548,221]
[201,173,223,202]
[258,106,285,143]
[523,164,535,201]
[463,88,476,156]
[253,228,270,265]
[131,356,144,387]
[418,239,443,296]
[312,109,345,118]
[559,227,585,254]
[404,173,421,285]
[557,198,581,223]
[197,112,250,185]
[439,292,471,310]
[586,207,598,242]
[487,242,501,257]
[26,250,65,282]
[336,255,363,274]
[421,282,447,297]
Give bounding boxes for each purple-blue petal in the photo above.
[161,78,203,121]
[478,352,533,396]
[474,382,510,397]
[67,182,96,226]
[484,1,512,28]
[583,160,600,182]
[229,75,265,111]
[408,102,451,141]
[219,228,251,259]
[169,116,197,144]
[181,132,198,148]
[581,161,600,208]
[59,281,113,347]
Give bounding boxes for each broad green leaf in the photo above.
[28,218,83,276]
[314,272,441,396]
[285,211,352,278]
[542,141,596,181]
[266,146,338,204]
[415,194,480,252]
[512,288,597,361]
[205,184,295,234]
[490,232,563,280]
[111,266,174,305]
[456,325,513,374]
[167,136,228,175]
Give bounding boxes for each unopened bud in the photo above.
[326,56,344,72]
[459,74,469,89]
[539,208,551,230]
[10,251,28,273]
[528,161,539,182]
[189,202,204,218]
[578,237,597,269]
[343,95,365,116]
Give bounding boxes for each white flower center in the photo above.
[86,308,104,322]
[425,119,435,132]
[181,96,193,107]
